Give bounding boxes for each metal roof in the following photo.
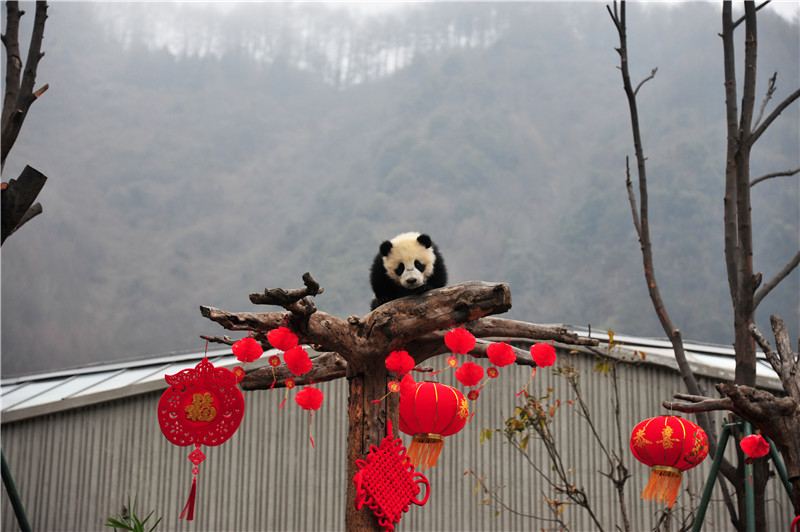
[0,329,781,424]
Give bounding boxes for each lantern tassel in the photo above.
[407,435,444,470]
[180,476,197,521]
[641,466,683,508]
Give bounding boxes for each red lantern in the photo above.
[630,415,709,507]
[399,381,469,470]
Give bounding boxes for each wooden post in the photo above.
[344,355,400,530]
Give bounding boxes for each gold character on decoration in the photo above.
[186,392,217,422]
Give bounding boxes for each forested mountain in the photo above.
[2,2,797,376]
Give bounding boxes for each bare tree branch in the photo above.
[754,251,800,309]
[1,1,49,170]
[750,87,800,146]
[750,167,800,187]
[752,71,776,130]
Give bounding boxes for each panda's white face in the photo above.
[383,233,437,289]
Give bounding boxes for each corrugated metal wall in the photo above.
[2,348,792,531]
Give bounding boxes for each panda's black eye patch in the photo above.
[394,264,405,276]
[414,260,425,271]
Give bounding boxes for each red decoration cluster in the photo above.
[454,362,483,387]
[740,434,769,459]
[232,337,263,363]
[445,328,476,354]
[267,326,298,351]
[284,345,313,376]
[295,386,324,411]
[530,343,557,367]
[385,350,416,376]
[486,342,515,367]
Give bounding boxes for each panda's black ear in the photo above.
[417,234,432,248]
[379,240,393,257]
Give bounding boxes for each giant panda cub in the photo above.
[370,232,448,310]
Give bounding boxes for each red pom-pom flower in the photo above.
[399,373,417,399]
[232,337,263,363]
[295,386,324,411]
[740,434,770,458]
[284,345,313,376]
[530,343,557,367]
[487,342,516,367]
[455,362,484,387]
[445,328,476,355]
[267,326,298,351]
[385,350,416,376]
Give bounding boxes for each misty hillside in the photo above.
[2,2,798,377]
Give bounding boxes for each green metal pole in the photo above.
[1,447,31,532]
[765,436,793,499]
[744,422,755,532]
[692,423,731,532]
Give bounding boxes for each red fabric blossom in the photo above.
[388,381,401,393]
[530,343,557,367]
[295,386,324,411]
[446,356,459,368]
[399,373,417,399]
[487,367,499,379]
[467,389,480,401]
[285,378,296,389]
[740,434,770,458]
[445,328,476,355]
[284,345,313,376]
[267,326,298,351]
[455,362,484,387]
[385,350,416,376]
[232,337,263,363]
[487,342,516,367]
[268,355,281,367]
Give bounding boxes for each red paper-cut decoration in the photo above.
[455,361,484,387]
[157,357,245,520]
[399,381,469,469]
[267,326,298,351]
[284,345,313,376]
[630,415,709,507]
[445,327,476,354]
[353,420,430,532]
[385,350,416,376]
[232,337,263,363]
[487,342,516,367]
[740,434,770,461]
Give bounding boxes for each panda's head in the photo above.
[380,232,437,289]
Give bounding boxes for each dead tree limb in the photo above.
[2,1,49,170]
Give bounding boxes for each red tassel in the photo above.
[180,476,197,521]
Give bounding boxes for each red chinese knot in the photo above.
[629,415,709,507]
[353,420,430,532]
